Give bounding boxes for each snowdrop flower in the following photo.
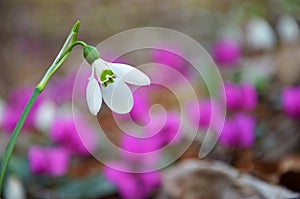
[0,98,5,128]
[84,46,150,115]
[3,175,25,199]
[277,15,299,44]
[245,18,276,51]
[34,100,56,132]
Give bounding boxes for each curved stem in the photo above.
[0,20,82,193]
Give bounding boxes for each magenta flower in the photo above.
[223,82,257,111]
[129,92,151,125]
[151,45,190,83]
[145,111,181,146]
[211,39,241,67]
[118,112,181,168]
[240,83,258,111]
[103,162,160,199]
[28,146,69,176]
[114,89,151,125]
[2,87,42,133]
[219,113,256,148]
[121,133,161,154]
[119,132,161,165]
[152,45,186,73]
[186,99,222,131]
[48,72,86,105]
[49,116,97,156]
[282,86,300,118]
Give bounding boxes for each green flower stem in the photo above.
[0,88,40,193]
[0,20,83,193]
[36,22,85,92]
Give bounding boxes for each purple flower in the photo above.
[219,113,256,148]
[118,112,181,166]
[145,111,181,146]
[150,45,190,84]
[211,39,241,67]
[152,45,186,73]
[28,146,69,176]
[49,116,97,156]
[114,89,151,125]
[222,82,257,111]
[129,92,151,125]
[240,83,258,111]
[186,99,222,131]
[282,86,300,118]
[103,162,160,199]
[117,110,181,154]
[119,132,161,166]
[2,87,42,133]
[48,72,86,105]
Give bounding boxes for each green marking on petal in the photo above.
[100,69,116,87]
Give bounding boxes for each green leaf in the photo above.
[56,173,117,199]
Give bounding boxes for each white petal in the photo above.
[246,18,276,51]
[277,15,299,43]
[101,78,133,114]
[3,176,25,199]
[0,98,5,127]
[86,77,102,115]
[93,58,108,77]
[110,63,150,86]
[34,100,56,132]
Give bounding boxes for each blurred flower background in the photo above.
[0,0,300,199]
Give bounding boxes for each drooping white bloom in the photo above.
[277,15,299,44]
[34,100,56,131]
[3,175,25,199]
[86,58,150,115]
[245,18,276,51]
[0,98,5,127]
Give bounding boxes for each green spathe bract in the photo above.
[83,45,100,65]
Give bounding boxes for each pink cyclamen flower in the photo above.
[49,116,97,156]
[103,162,160,199]
[129,91,151,125]
[219,113,256,148]
[282,86,300,118]
[240,83,258,111]
[2,87,42,133]
[211,39,241,67]
[114,89,151,125]
[119,112,181,165]
[28,146,69,176]
[223,82,257,111]
[49,73,86,105]
[145,111,181,146]
[120,132,161,166]
[118,111,181,150]
[151,45,190,83]
[186,99,223,131]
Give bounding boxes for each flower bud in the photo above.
[83,45,100,64]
